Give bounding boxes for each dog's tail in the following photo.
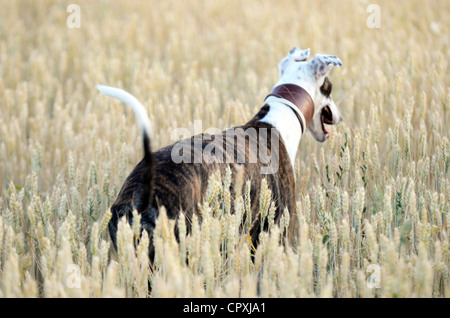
[97,85,154,213]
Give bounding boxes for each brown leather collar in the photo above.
[265,84,314,132]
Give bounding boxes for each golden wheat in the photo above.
[0,0,449,298]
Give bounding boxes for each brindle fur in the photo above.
[108,105,296,260]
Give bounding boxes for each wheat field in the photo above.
[0,0,448,298]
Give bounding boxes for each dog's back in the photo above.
[104,98,296,259]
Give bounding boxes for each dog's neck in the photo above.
[258,84,315,169]
[259,99,303,169]
[266,84,315,131]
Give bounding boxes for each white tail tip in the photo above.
[97,85,152,137]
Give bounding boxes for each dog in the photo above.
[97,47,342,260]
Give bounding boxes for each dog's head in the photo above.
[277,47,343,142]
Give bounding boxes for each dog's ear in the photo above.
[308,54,342,83]
[278,47,310,77]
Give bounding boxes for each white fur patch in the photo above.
[97,85,152,138]
[259,100,303,169]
